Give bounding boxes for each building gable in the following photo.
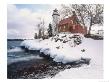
[58,16,87,34]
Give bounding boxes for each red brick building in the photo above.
[58,16,87,35]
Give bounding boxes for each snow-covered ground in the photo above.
[21,34,89,64]
[52,38,103,79]
[91,24,103,36]
[21,34,103,79]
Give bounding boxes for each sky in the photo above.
[7,4,62,39]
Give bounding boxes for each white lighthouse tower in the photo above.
[52,9,60,35]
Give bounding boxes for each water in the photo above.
[7,40,22,49]
[7,40,89,79]
[7,40,44,65]
[7,40,62,79]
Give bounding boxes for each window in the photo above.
[64,25,66,29]
[71,20,73,24]
[73,25,75,29]
[63,26,66,31]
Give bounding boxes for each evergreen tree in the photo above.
[34,33,38,39]
[38,29,42,38]
[48,23,53,37]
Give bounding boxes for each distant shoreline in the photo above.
[7,39,34,41]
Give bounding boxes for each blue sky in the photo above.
[15,4,52,12]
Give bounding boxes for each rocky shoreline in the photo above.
[8,51,90,79]
[7,44,90,79]
[7,60,84,79]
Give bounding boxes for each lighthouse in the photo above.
[52,9,60,35]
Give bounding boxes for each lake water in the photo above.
[7,41,44,65]
[7,40,88,79]
[7,40,65,79]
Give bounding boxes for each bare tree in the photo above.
[71,4,88,27]
[59,4,73,19]
[84,4,104,34]
[36,18,45,39]
[60,4,104,34]
[60,4,88,27]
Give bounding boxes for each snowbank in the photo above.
[91,24,103,35]
[53,39,103,79]
[53,64,103,79]
[91,24,103,31]
[21,33,90,64]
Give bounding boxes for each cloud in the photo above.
[7,4,57,39]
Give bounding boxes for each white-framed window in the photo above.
[73,25,75,29]
[71,20,73,24]
[64,25,66,29]
[63,26,66,31]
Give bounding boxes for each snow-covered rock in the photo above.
[21,33,90,64]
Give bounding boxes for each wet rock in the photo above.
[66,65,71,69]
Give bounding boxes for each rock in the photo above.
[56,46,60,49]
[66,65,71,69]
[81,49,85,52]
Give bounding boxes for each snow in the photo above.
[52,64,103,79]
[91,24,103,31]
[20,33,103,78]
[21,33,88,64]
[91,24,103,35]
[53,39,103,79]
